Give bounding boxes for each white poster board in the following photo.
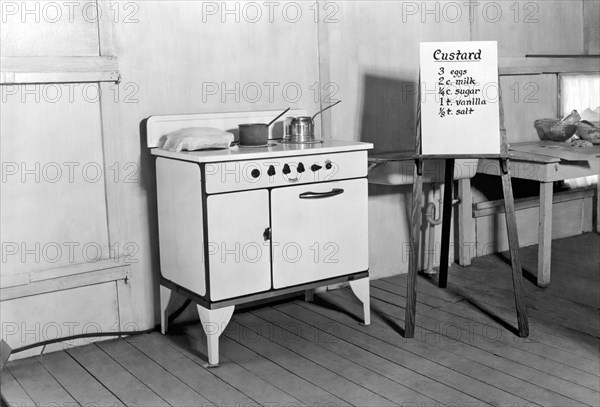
[420,41,501,155]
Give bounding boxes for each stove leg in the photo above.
[197,305,235,367]
[304,289,315,302]
[160,285,173,335]
[349,278,371,325]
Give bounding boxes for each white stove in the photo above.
[147,111,373,366]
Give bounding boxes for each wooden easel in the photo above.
[404,81,529,338]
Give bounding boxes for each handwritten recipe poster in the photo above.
[420,41,501,155]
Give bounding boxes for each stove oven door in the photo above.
[207,190,271,301]
[271,179,368,289]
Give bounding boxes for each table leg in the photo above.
[457,178,474,266]
[538,182,553,287]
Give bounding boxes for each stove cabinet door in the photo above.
[271,179,368,289]
[206,190,271,301]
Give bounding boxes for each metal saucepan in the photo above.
[285,100,341,142]
[238,107,290,146]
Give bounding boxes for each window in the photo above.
[559,73,599,188]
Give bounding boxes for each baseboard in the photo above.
[0,259,133,361]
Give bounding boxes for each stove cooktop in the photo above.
[151,139,372,163]
[146,111,372,163]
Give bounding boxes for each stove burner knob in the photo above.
[282,164,291,175]
[325,160,333,170]
[251,169,261,179]
[297,163,305,173]
[311,164,322,172]
[267,165,276,176]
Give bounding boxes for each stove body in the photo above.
[148,112,373,366]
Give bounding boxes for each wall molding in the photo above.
[0,56,119,84]
[499,56,600,75]
[0,258,131,300]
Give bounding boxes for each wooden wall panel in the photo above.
[320,1,471,153]
[500,74,558,143]
[0,84,109,275]
[0,282,119,360]
[104,1,322,327]
[472,0,584,56]
[0,0,99,56]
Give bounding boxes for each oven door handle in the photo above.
[299,188,344,199]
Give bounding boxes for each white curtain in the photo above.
[560,74,600,188]
[561,74,600,116]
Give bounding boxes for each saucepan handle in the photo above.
[299,188,344,199]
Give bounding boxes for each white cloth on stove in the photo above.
[160,127,234,152]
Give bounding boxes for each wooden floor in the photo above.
[2,233,599,407]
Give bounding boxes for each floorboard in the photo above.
[359,286,599,405]
[222,319,395,406]
[141,331,301,406]
[2,233,598,407]
[373,279,600,375]
[252,306,440,404]
[37,350,125,406]
[66,343,169,406]
[181,324,348,406]
[0,368,35,406]
[97,338,210,406]
[242,308,436,405]
[385,271,600,360]
[6,357,78,406]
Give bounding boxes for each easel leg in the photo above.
[500,159,529,337]
[197,305,235,367]
[438,159,455,288]
[405,159,423,338]
[538,182,553,287]
[159,285,173,335]
[349,277,371,325]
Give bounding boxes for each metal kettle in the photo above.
[285,100,341,142]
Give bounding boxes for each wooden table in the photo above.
[471,141,600,287]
